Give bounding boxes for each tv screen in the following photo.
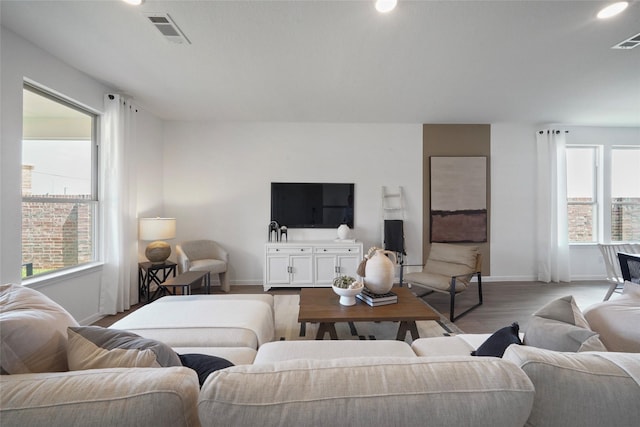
[271,182,354,229]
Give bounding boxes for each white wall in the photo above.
[162,122,638,285]
[3,26,636,322]
[490,123,639,281]
[0,27,164,322]
[1,27,110,309]
[135,111,166,262]
[162,122,423,284]
[490,123,538,280]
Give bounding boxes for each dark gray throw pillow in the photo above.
[178,353,234,387]
[471,322,522,357]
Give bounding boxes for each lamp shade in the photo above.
[139,218,176,241]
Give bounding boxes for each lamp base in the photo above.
[145,241,171,264]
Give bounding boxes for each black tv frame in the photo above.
[270,182,354,229]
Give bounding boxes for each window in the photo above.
[567,147,598,243]
[21,84,98,278]
[611,147,640,241]
[567,145,640,244]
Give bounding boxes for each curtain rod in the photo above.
[538,130,569,134]
[106,94,139,112]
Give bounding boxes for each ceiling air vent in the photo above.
[144,13,191,44]
[612,32,640,49]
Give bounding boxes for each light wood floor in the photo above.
[94,280,612,334]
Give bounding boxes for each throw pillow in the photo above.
[178,353,234,387]
[0,283,79,374]
[523,295,607,352]
[67,326,182,370]
[471,322,522,357]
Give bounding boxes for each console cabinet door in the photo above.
[314,254,338,286]
[337,254,360,278]
[265,254,290,285]
[290,255,313,286]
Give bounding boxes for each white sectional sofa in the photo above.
[2,282,639,427]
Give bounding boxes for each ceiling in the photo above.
[2,0,639,125]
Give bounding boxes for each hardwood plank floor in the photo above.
[94,280,612,334]
[420,280,610,333]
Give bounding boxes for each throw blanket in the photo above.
[113,297,274,347]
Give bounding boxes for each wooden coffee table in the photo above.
[297,286,440,341]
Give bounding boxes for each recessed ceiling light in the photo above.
[375,0,397,14]
[597,2,628,19]
[122,0,144,5]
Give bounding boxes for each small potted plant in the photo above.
[332,275,363,306]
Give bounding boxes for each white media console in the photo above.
[264,240,364,291]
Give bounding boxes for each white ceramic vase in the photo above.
[363,249,397,294]
[337,224,350,240]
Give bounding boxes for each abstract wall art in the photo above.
[430,156,487,243]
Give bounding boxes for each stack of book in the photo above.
[356,288,398,306]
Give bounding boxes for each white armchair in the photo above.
[176,240,230,292]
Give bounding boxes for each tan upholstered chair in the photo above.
[401,243,482,322]
[176,240,230,292]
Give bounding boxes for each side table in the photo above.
[162,271,211,296]
[138,261,177,303]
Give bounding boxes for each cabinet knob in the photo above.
[323,249,327,252]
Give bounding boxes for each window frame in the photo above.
[567,143,640,245]
[609,145,640,242]
[566,145,600,244]
[21,83,100,280]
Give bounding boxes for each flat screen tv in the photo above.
[271,182,354,229]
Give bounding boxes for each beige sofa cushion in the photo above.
[412,335,479,356]
[172,347,257,365]
[583,281,640,352]
[0,367,200,427]
[67,326,182,370]
[503,345,640,427]
[0,283,79,374]
[199,357,534,427]
[524,295,606,352]
[253,340,416,364]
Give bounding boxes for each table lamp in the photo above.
[139,217,176,264]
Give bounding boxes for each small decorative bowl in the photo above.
[332,282,364,306]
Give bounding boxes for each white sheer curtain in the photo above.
[100,94,138,314]
[536,129,571,283]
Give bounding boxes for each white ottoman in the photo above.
[110,295,275,365]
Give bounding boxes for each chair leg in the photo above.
[218,272,230,293]
[603,281,618,301]
[450,273,483,322]
[449,278,456,322]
